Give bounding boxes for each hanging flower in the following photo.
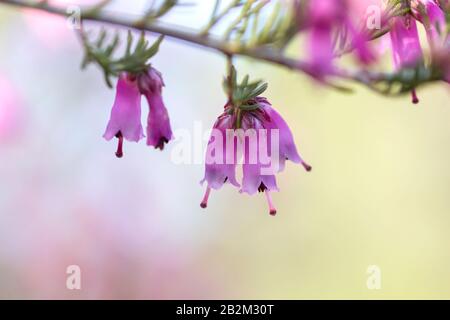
[200,77,311,216]
[138,67,174,150]
[103,73,144,158]
[255,97,312,173]
[411,0,447,48]
[104,67,173,157]
[387,1,449,103]
[303,0,375,78]
[239,97,311,215]
[200,108,241,209]
[389,14,423,103]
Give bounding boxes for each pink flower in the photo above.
[305,0,375,78]
[103,73,144,158]
[389,15,423,103]
[200,110,240,195]
[200,98,310,216]
[104,67,173,157]
[388,1,448,103]
[308,24,335,77]
[138,68,174,150]
[239,98,311,215]
[411,0,447,48]
[255,97,312,173]
[239,106,280,215]
[390,16,423,69]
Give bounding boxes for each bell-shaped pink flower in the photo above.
[200,108,240,208]
[389,15,423,103]
[103,73,144,158]
[239,98,311,215]
[308,24,335,77]
[255,97,312,173]
[138,67,173,150]
[238,109,279,215]
[104,67,173,157]
[306,0,375,78]
[412,0,447,48]
[200,97,311,215]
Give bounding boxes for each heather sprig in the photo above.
[2,0,448,96]
[223,66,268,111]
[80,30,164,88]
[2,0,450,215]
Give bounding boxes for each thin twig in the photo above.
[0,0,439,93]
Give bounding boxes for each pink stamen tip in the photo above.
[302,162,312,172]
[115,133,124,158]
[264,191,277,217]
[411,89,419,104]
[200,187,211,209]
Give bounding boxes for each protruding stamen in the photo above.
[411,89,419,104]
[115,132,124,158]
[200,186,211,209]
[301,161,312,172]
[264,190,277,216]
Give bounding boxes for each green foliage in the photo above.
[138,0,187,25]
[223,66,268,110]
[81,30,163,88]
[203,0,297,49]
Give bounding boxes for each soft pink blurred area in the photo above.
[0,141,220,299]
[0,73,22,143]
[23,10,68,48]
[1,200,214,299]
[22,0,94,48]
[348,0,383,18]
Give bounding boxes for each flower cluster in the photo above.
[103,61,310,215]
[299,0,449,102]
[389,0,448,103]
[103,67,173,157]
[199,96,311,216]
[92,0,450,215]
[300,0,376,78]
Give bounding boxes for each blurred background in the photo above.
[1,0,450,299]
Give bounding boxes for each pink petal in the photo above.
[103,74,144,142]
